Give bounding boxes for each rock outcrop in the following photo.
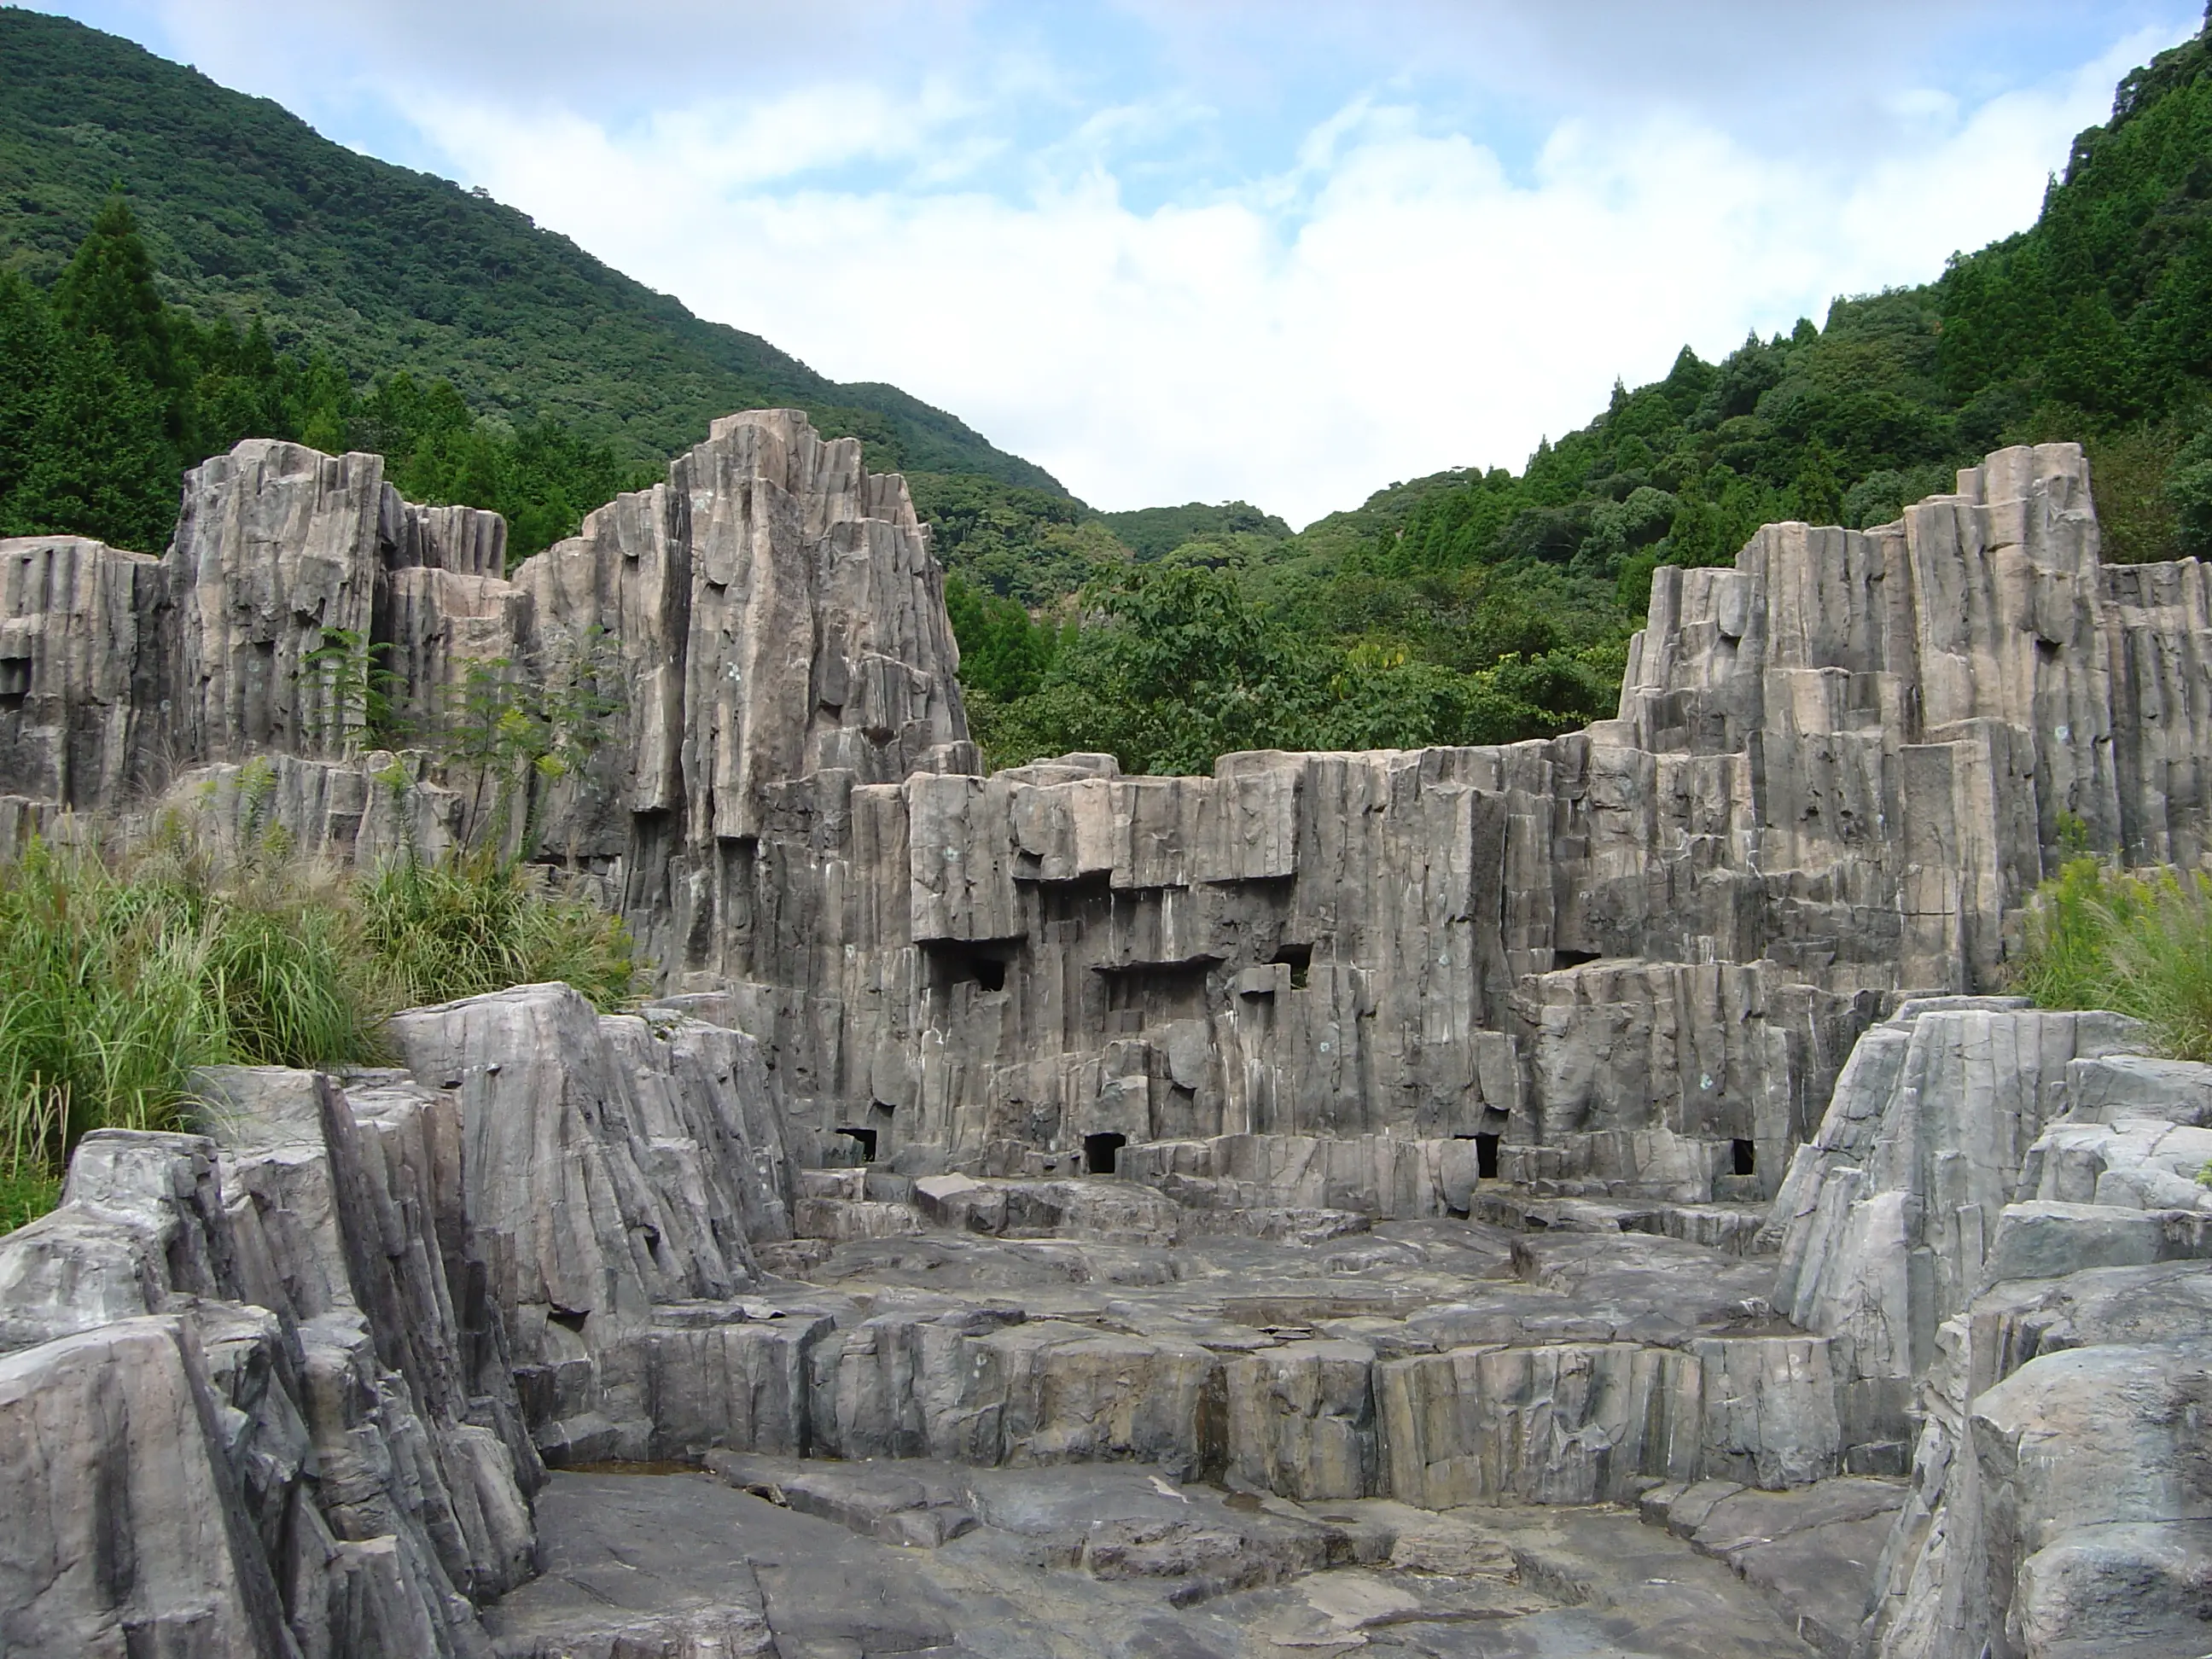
[8,419,2212,1655]
[14,432,2211,1205]
[0,1104,534,1657]
[0,986,798,1656]
[1761,999,2212,1657]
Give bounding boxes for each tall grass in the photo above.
[0,833,640,1234]
[358,854,641,1012]
[2016,856,2212,1061]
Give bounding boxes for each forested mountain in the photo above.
[0,7,1058,492]
[948,9,2212,772]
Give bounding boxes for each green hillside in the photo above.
[0,5,1060,492]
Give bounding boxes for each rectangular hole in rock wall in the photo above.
[716,835,758,972]
[1458,1132,1501,1180]
[1552,947,1602,970]
[1102,959,1215,1029]
[836,1126,879,1164]
[0,656,27,707]
[247,637,277,742]
[1732,1138,1756,1177]
[1270,943,1313,991]
[1036,870,1113,912]
[922,939,1017,994]
[1084,1132,1126,1175]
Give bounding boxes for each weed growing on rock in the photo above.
[0,835,376,1186]
[357,854,641,1013]
[2017,856,2212,1062]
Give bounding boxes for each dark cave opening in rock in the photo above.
[1732,1138,1756,1177]
[1084,1132,1126,1175]
[1270,942,1313,990]
[923,939,1013,993]
[837,1126,878,1163]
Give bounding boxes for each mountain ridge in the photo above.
[0,4,1064,492]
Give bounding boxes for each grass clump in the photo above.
[2016,855,2212,1061]
[0,832,640,1235]
[0,835,376,1156]
[358,855,641,1012]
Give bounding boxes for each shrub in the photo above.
[2016,856,2212,1061]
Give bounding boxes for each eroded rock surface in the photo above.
[1769,1003,2212,1657]
[487,1459,1845,1659]
[8,422,2212,1655]
[10,435,2212,1206]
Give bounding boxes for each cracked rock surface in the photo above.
[9,419,2212,1656]
[486,1459,1836,1659]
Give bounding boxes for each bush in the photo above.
[0,834,641,1235]
[2016,856,2212,1060]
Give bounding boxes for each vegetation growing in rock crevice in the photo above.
[2016,853,2212,1062]
[0,823,640,1234]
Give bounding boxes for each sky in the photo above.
[36,0,2210,524]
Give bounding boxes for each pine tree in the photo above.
[51,190,179,400]
[1791,441,1843,526]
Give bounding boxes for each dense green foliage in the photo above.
[909,473,1128,604]
[0,191,665,556]
[0,829,641,1233]
[963,563,1615,775]
[1097,501,1293,561]
[357,856,642,1014]
[0,8,1056,491]
[2017,853,2212,1062]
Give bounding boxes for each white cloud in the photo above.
[386,20,2169,522]
[96,0,2204,520]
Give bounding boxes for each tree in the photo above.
[50,190,181,409]
[1790,441,1844,525]
[0,273,178,550]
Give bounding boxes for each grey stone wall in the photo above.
[7,428,2212,1204]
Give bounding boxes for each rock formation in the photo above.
[5,419,2212,1655]
[16,429,2208,1202]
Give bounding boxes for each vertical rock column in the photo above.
[0,535,167,811]
[171,440,391,761]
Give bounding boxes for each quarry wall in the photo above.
[7,420,2211,1208]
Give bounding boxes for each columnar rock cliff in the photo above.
[13,427,2207,1207]
[8,419,2212,1656]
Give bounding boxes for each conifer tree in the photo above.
[50,189,179,403]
